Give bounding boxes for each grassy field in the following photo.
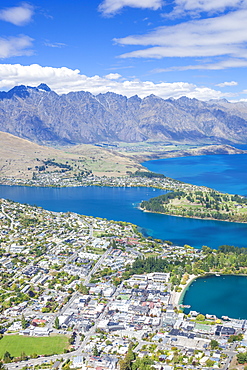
[0,335,69,358]
[117,142,246,162]
[0,132,142,180]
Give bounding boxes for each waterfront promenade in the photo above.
[172,274,197,306]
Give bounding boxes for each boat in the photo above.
[179,304,191,308]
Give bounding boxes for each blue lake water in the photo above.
[1,183,247,250]
[2,153,247,318]
[143,152,247,319]
[1,153,247,249]
[143,153,247,196]
[182,275,247,319]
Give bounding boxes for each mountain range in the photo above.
[1,84,247,145]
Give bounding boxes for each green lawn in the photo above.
[0,335,69,358]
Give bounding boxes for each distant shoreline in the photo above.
[139,205,247,225]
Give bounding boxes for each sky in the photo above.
[0,0,247,101]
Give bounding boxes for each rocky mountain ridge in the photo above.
[0,84,247,145]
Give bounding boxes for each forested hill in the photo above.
[140,190,247,223]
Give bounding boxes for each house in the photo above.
[150,272,170,283]
[33,327,51,336]
[32,318,47,326]
[215,325,235,336]
[72,356,84,368]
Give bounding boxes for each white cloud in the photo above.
[114,9,247,67]
[98,0,164,15]
[0,35,33,58]
[104,73,122,79]
[216,81,238,87]
[0,63,233,101]
[163,0,245,18]
[176,0,244,12]
[152,58,247,72]
[99,0,246,16]
[44,41,67,48]
[0,3,34,26]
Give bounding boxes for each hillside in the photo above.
[0,84,247,146]
[119,143,247,162]
[0,131,142,182]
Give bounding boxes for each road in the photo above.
[50,245,113,331]
[126,246,143,258]
[5,244,116,370]
[1,204,14,230]
[222,342,237,370]
[84,246,113,285]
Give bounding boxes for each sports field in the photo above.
[0,335,69,358]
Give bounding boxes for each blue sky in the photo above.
[0,0,247,100]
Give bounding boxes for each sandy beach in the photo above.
[171,274,197,306]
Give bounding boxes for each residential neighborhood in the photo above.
[0,198,246,370]
[0,170,210,194]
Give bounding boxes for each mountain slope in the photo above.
[0,131,142,181]
[0,84,247,145]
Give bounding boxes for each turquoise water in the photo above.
[1,184,247,249]
[182,275,247,319]
[143,153,247,196]
[1,153,247,249]
[144,153,247,319]
[2,153,247,318]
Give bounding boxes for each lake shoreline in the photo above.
[1,150,247,250]
[177,273,247,319]
[139,206,247,225]
[172,274,197,307]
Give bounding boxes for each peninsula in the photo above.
[140,189,247,223]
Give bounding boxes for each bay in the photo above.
[143,153,247,319]
[0,184,247,249]
[2,153,247,319]
[182,275,247,319]
[143,153,247,196]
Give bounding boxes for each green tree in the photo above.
[119,347,136,370]
[3,352,12,363]
[210,339,219,349]
[228,333,244,342]
[20,352,27,361]
[206,359,215,367]
[237,352,247,364]
[54,316,60,330]
[93,345,99,357]
[132,356,154,370]
[78,284,89,294]
[21,314,27,329]
[68,335,75,345]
